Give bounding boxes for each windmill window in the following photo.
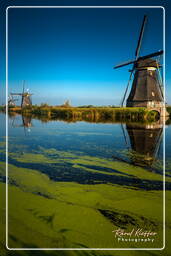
[152,91,155,97]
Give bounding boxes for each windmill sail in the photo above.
[135,15,147,59]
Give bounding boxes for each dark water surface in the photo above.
[0,113,171,250]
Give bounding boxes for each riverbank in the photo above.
[0,105,164,122]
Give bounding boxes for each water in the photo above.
[0,113,171,250]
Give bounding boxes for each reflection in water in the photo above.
[10,114,163,167]
[126,121,163,167]
[0,113,168,249]
[11,114,32,135]
[22,115,32,128]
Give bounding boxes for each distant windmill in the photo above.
[8,94,18,107]
[10,81,33,108]
[114,15,167,116]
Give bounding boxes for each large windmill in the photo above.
[114,15,167,116]
[10,81,33,108]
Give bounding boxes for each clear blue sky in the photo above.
[0,0,171,106]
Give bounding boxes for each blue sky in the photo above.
[0,0,171,106]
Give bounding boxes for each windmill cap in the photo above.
[135,58,161,68]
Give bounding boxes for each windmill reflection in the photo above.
[126,122,163,167]
[113,121,163,167]
[12,115,33,135]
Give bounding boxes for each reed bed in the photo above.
[1,105,159,122]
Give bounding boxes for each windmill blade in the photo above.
[115,50,163,70]
[10,93,23,96]
[138,50,163,61]
[156,58,164,99]
[135,15,147,59]
[120,70,134,106]
[114,59,135,69]
[114,15,147,69]
[22,80,25,93]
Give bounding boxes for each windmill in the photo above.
[10,81,33,108]
[8,94,18,107]
[114,15,167,116]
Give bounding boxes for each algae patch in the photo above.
[0,160,165,249]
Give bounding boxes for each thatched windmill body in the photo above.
[114,15,167,116]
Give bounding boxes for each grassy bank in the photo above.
[0,105,161,122]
